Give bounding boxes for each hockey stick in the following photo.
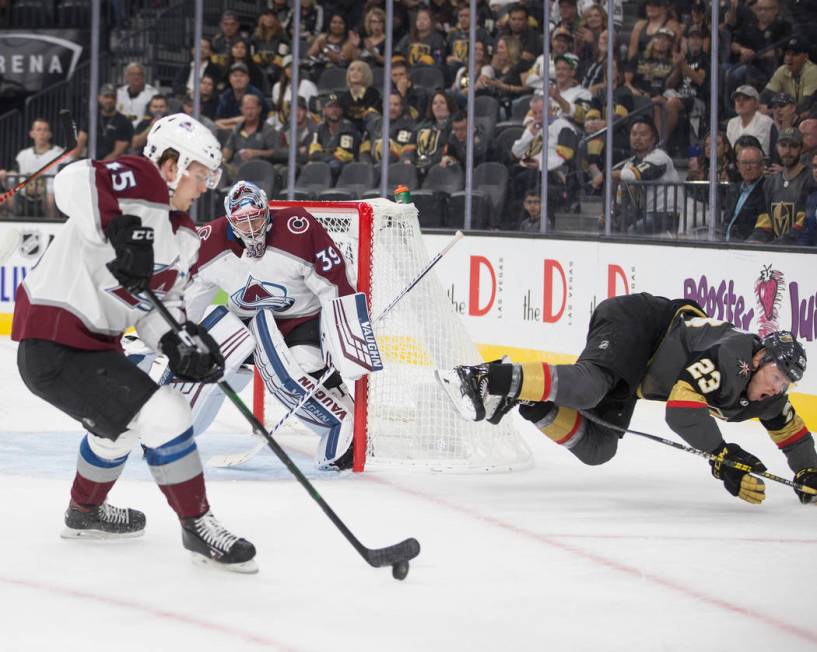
[0,110,78,208]
[207,229,466,469]
[144,288,421,577]
[579,410,817,496]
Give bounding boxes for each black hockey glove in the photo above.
[159,323,225,383]
[106,214,155,292]
[793,468,817,505]
[709,442,767,505]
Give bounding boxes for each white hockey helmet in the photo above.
[224,180,271,258]
[144,114,223,192]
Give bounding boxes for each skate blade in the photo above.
[434,369,479,421]
[60,527,144,540]
[190,552,259,574]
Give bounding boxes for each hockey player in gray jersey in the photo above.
[437,293,817,505]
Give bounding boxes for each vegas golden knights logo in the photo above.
[770,202,794,237]
[417,128,441,157]
[453,40,468,62]
[408,43,432,65]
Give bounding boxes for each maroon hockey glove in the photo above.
[160,323,225,383]
[794,468,817,505]
[106,214,155,292]
[709,442,767,504]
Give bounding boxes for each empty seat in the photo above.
[474,95,500,122]
[412,163,464,227]
[511,95,532,121]
[283,161,332,200]
[361,162,419,199]
[447,191,492,229]
[319,162,376,200]
[490,125,525,166]
[236,159,278,198]
[473,162,510,226]
[317,67,349,94]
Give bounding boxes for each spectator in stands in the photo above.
[308,93,362,178]
[480,35,530,114]
[499,4,541,64]
[748,127,811,242]
[517,190,550,231]
[669,24,708,142]
[440,112,487,168]
[397,6,447,70]
[224,39,269,95]
[722,144,766,241]
[173,37,223,98]
[555,0,582,35]
[726,0,789,91]
[761,38,817,111]
[269,0,291,27]
[215,63,270,130]
[610,116,680,234]
[413,90,457,174]
[339,60,382,133]
[132,94,169,152]
[0,117,64,218]
[281,96,319,166]
[307,12,359,76]
[359,92,415,164]
[549,53,591,125]
[799,153,817,245]
[683,0,710,54]
[581,29,608,94]
[524,27,574,93]
[359,7,387,67]
[270,55,318,129]
[429,0,457,32]
[212,10,249,57]
[584,90,634,191]
[116,62,159,128]
[726,85,777,158]
[627,0,681,62]
[392,58,429,121]
[198,74,220,121]
[180,95,218,137]
[770,92,798,133]
[293,0,325,45]
[447,4,493,83]
[252,8,290,77]
[799,118,817,163]
[626,29,681,145]
[76,84,133,163]
[575,4,607,71]
[452,40,494,106]
[221,94,283,180]
[687,130,740,185]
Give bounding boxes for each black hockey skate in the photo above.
[61,502,146,539]
[436,361,514,423]
[181,510,258,574]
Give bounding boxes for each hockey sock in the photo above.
[144,427,209,519]
[516,362,556,402]
[519,402,586,449]
[70,435,129,508]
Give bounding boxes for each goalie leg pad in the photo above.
[251,309,354,468]
[320,292,383,381]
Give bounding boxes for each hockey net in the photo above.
[256,198,532,472]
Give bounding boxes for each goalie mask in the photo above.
[224,181,271,258]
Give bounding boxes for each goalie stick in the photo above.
[579,410,817,496]
[206,229,465,469]
[144,287,422,576]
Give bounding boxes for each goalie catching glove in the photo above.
[159,323,225,383]
[320,292,383,381]
[794,468,817,505]
[709,442,767,504]
[106,214,155,292]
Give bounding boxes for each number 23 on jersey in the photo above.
[686,358,721,394]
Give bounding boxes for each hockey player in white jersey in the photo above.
[134,180,379,470]
[12,115,257,572]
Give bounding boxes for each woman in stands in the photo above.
[413,90,457,176]
[452,40,494,107]
[478,35,530,117]
[268,55,318,130]
[307,12,359,79]
[627,0,681,62]
[396,6,447,71]
[339,60,382,133]
[251,9,290,86]
[358,7,387,67]
[575,4,607,72]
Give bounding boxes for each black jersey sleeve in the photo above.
[760,398,817,472]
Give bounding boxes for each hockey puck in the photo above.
[392,560,409,581]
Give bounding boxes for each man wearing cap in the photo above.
[215,62,270,130]
[761,38,817,109]
[550,52,591,124]
[726,85,777,158]
[116,62,159,128]
[75,84,134,162]
[308,94,362,178]
[748,127,811,242]
[769,92,798,132]
[523,26,574,91]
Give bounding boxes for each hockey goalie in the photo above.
[128,180,382,470]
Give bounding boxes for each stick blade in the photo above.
[59,109,77,151]
[365,537,421,568]
[205,441,267,468]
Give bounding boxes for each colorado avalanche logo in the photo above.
[197,224,213,241]
[107,262,181,311]
[287,215,310,235]
[232,275,296,312]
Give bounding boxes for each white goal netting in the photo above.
[266,198,532,472]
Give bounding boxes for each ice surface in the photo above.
[0,338,815,652]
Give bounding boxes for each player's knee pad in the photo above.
[131,385,194,449]
[85,429,140,461]
[569,423,619,466]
